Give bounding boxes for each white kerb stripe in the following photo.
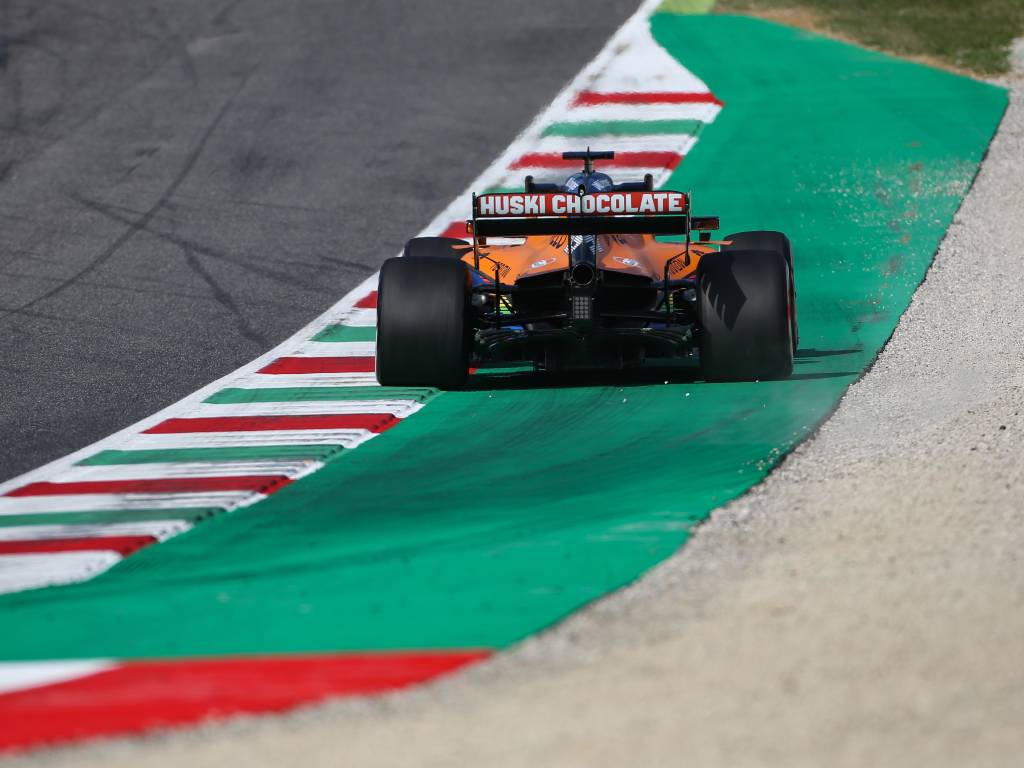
[121,429,378,450]
[0,492,262,515]
[528,134,700,155]
[341,308,376,327]
[0,552,123,596]
[240,373,379,388]
[55,461,324,483]
[0,660,117,696]
[191,400,423,418]
[0,521,192,541]
[561,102,721,124]
[292,341,376,357]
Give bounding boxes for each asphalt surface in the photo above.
[0,0,638,482]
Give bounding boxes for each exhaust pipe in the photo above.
[569,262,596,287]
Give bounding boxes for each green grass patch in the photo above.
[659,0,717,13]
[715,0,1024,74]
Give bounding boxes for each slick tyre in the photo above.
[722,230,798,350]
[698,249,794,382]
[403,236,470,260]
[376,257,471,389]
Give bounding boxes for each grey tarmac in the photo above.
[0,0,637,481]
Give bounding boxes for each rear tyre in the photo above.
[376,257,470,389]
[403,236,469,260]
[698,249,793,382]
[722,230,798,350]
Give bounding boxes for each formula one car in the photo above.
[376,150,796,388]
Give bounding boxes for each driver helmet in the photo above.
[562,171,613,194]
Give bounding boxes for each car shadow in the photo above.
[788,370,860,381]
[464,365,702,392]
[794,347,862,358]
[465,357,859,391]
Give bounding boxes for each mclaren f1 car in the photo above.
[375,150,796,388]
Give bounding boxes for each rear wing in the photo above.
[469,191,719,238]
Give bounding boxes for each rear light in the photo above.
[572,295,592,321]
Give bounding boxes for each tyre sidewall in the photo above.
[698,249,793,382]
[722,230,798,351]
[376,257,470,389]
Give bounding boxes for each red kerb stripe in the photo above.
[438,221,470,240]
[355,292,377,308]
[0,651,489,754]
[571,90,723,106]
[144,414,398,434]
[0,536,156,556]
[6,476,291,497]
[509,151,682,171]
[259,356,376,374]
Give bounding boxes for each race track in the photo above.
[0,0,637,481]
[0,1,1013,761]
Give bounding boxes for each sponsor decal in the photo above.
[669,254,695,275]
[530,258,557,269]
[613,256,641,267]
[478,259,511,279]
[476,192,687,218]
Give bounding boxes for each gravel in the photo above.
[10,39,1024,768]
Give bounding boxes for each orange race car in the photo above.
[376,150,796,388]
